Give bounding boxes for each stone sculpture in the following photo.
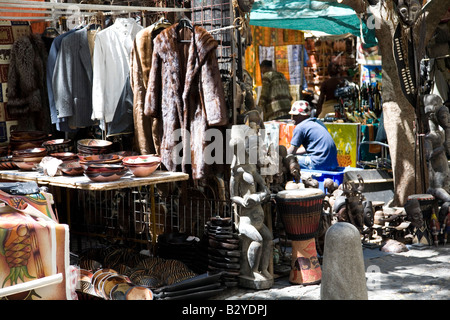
[229,125,273,289]
[424,94,450,203]
[320,222,368,300]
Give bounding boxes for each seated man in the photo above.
[287,100,339,170]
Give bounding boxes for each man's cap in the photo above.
[289,100,311,116]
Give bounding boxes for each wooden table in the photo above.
[0,169,189,191]
[0,169,190,250]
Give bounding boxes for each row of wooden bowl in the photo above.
[0,137,161,183]
[59,154,161,182]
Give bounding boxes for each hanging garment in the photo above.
[6,33,51,133]
[107,75,134,137]
[130,18,171,155]
[46,28,77,132]
[144,24,228,180]
[91,18,143,128]
[288,44,309,89]
[52,27,97,130]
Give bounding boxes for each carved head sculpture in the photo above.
[394,0,422,26]
[363,200,374,228]
[404,198,424,228]
[437,106,450,129]
[424,94,444,123]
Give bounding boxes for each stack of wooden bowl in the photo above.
[205,217,240,287]
[77,139,113,155]
[122,155,161,177]
[12,147,47,171]
[78,154,123,170]
[10,131,48,151]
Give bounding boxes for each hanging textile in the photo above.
[288,44,309,88]
[130,18,171,155]
[246,25,304,87]
[91,18,142,129]
[0,21,31,143]
[252,26,305,47]
[144,23,228,180]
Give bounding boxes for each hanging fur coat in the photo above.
[144,24,228,180]
[130,19,171,155]
[7,34,51,133]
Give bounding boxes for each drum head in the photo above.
[276,188,324,199]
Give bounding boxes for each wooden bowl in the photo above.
[59,161,84,176]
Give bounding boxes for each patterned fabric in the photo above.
[246,26,304,87]
[252,25,304,47]
[279,121,296,150]
[0,20,31,143]
[288,44,309,88]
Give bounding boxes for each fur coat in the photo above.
[7,33,51,133]
[144,24,228,180]
[130,19,170,155]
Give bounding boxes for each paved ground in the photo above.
[211,244,450,300]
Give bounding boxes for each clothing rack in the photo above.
[0,0,190,21]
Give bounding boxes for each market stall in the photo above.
[0,0,448,302]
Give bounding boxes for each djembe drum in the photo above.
[275,188,325,285]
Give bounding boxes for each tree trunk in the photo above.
[317,0,450,206]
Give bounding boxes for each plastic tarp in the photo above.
[250,0,377,47]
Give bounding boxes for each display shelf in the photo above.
[0,169,189,191]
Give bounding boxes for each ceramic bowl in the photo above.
[79,154,123,164]
[84,163,126,172]
[0,156,17,170]
[59,161,84,176]
[84,168,128,182]
[101,275,131,300]
[122,155,161,165]
[50,152,78,161]
[14,160,39,171]
[126,162,160,177]
[92,269,117,295]
[78,269,96,295]
[12,147,47,158]
[110,151,139,157]
[12,156,44,163]
[42,139,73,152]
[10,131,47,142]
[110,282,135,300]
[77,139,113,155]
[9,131,48,151]
[122,155,161,177]
[125,286,153,300]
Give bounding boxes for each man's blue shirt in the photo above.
[290,118,338,170]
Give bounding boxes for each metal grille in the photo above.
[191,0,234,72]
[64,185,233,252]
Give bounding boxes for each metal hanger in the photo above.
[176,16,193,43]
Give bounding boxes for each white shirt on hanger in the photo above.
[91,17,143,127]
